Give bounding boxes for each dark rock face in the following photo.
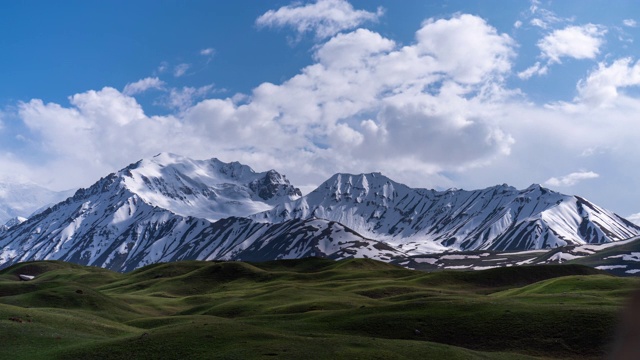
[249,170,302,201]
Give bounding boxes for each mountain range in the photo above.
[0,181,73,225]
[0,153,638,272]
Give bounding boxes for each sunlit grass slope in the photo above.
[1,258,636,359]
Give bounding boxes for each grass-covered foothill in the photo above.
[0,258,637,359]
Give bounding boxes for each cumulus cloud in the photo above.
[574,58,640,107]
[18,88,146,168]
[544,171,600,187]
[356,103,515,169]
[415,14,515,84]
[6,14,519,191]
[256,0,383,39]
[6,10,640,216]
[623,19,637,28]
[538,24,606,63]
[521,23,607,79]
[122,77,165,96]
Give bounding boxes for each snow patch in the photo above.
[547,252,581,263]
[605,252,640,262]
[596,265,627,270]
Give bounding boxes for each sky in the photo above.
[1,0,640,219]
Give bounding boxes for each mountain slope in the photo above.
[1,154,638,273]
[254,173,640,253]
[0,155,400,272]
[120,152,301,220]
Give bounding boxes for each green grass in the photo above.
[0,258,637,359]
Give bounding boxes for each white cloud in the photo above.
[527,1,565,29]
[256,0,383,39]
[200,48,215,56]
[157,61,169,74]
[529,0,540,14]
[18,88,146,169]
[164,85,214,112]
[415,14,515,84]
[7,14,518,191]
[173,63,190,77]
[530,18,547,29]
[538,24,606,63]
[574,58,640,107]
[6,11,640,216]
[518,62,548,80]
[122,77,165,96]
[627,213,640,225]
[313,28,395,68]
[623,19,637,27]
[544,171,599,187]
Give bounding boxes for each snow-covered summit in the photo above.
[0,155,392,272]
[1,154,638,273]
[107,153,302,220]
[254,173,640,253]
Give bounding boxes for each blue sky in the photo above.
[2,0,640,219]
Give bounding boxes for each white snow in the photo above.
[122,153,299,221]
[596,265,627,270]
[472,265,499,270]
[548,252,579,263]
[0,153,638,273]
[439,254,481,260]
[605,252,640,262]
[498,249,548,256]
[413,258,438,264]
[516,258,537,265]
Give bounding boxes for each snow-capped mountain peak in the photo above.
[0,154,638,274]
[117,153,301,220]
[313,172,402,204]
[255,176,640,253]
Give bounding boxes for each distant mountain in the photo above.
[0,154,638,273]
[254,173,640,253]
[0,181,74,223]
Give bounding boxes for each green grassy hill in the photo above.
[1,258,637,359]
